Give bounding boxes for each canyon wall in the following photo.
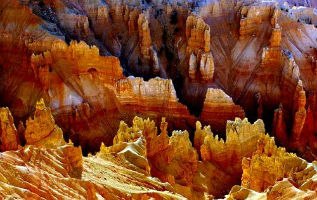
[1,0,317,199]
[1,102,317,199]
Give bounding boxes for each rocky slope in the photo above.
[2,0,316,157]
[1,0,317,199]
[1,101,317,199]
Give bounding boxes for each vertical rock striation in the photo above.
[0,108,20,151]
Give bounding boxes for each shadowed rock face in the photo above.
[1,0,317,158]
[1,101,317,199]
[0,1,317,197]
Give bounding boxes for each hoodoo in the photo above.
[1,0,317,199]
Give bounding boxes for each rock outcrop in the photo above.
[186,15,214,81]
[1,0,317,199]
[138,14,152,60]
[24,98,66,148]
[1,100,317,199]
[115,77,192,118]
[0,104,186,199]
[200,89,245,133]
[106,115,269,198]
[186,15,211,55]
[0,108,20,151]
[239,4,275,39]
[227,131,317,199]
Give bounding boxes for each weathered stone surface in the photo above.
[227,132,317,199]
[0,108,19,151]
[1,0,317,199]
[0,107,185,199]
[186,15,211,55]
[24,98,66,148]
[2,100,317,199]
[200,89,245,132]
[138,14,152,59]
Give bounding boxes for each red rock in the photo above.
[0,108,20,151]
[200,89,245,133]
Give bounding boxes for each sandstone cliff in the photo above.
[227,132,317,199]
[24,98,66,148]
[1,101,317,199]
[0,108,20,151]
[200,89,246,134]
[1,0,317,199]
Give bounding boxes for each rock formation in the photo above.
[186,15,211,55]
[227,132,317,199]
[1,0,317,199]
[200,89,245,133]
[24,98,66,148]
[115,77,193,118]
[186,15,214,82]
[138,14,152,60]
[0,108,19,151]
[1,100,317,199]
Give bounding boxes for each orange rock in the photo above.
[1,1,317,199]
[30,40,124,109]
[199,52,215,81]
[189,52,215,81]
[291,89,307,146]
[198,118,265,173]
[200,89,245,133]
[186,15,211,55]
[239,133,317,196]
[270,24,282,47]
[24,98,66,148]
[138,14,152,59]
[115,77,195,126]
[2,102,317,199]
[272,104,288,146]
[0,107,20,151]
[239,4,275,39]
[108,115,269,198]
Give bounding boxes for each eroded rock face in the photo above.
[24,98,66,148]
[105,115,269,198]
[2,0,317,159]
[200,88,245,134]
[1,0,317,199]
[227,133,317,199]
[2,103,317,199]
[0,108,19,151]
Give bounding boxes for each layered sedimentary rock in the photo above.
[24,98,65,148]
[115,77,193,119]
[30,39,124,110]
[0,108,19,151]
[239,4,275,39]
[192,118,267,198]
[27,37,197,152]
[106,115,269,198]
[2,101,317,199]
[1,0,317,199]
[0,137,184,199]
[105,116,198,188]
[200,89,245,133]
[7,0,317,157]
[186,15,211,55]
[186,15,214,82]
[2,0,317,146]
[0,104,187,199]
[227,132,317,199]
[197,118,265,171]
[189,52,215,81]
[138,14,152,59]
